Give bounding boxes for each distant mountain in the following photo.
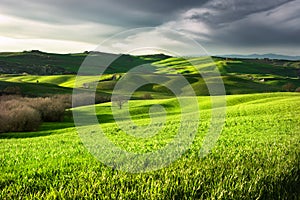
[219,53,300,61]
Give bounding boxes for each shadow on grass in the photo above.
[39,122,75,131]
[257,166,300,200]
[0,121,75,139]
[0,80,73,96]
[97,114,116,124]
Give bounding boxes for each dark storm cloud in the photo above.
[204,0,293,24]
[180,0,295,28]
[166,0,300,53]
[204,0,300,48]
[0,0,209,26]
[0,0,299,54]
[210,14,300,47]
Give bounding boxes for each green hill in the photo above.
[0,50,170,75]
[0,51,299,97]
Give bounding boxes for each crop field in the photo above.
[0,92,299,199]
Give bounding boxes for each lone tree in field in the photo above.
[111,95,128,109]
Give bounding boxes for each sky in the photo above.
[0,0,299,56]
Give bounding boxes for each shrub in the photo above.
[26,97,66,122]
[295,87,300,92]
[52,94,72,108]
[0,93,110,133]
[282,83,296,92]
[72,93,94,107]
[0,109,10,132]
[72,93,110,107]
[95,94,110,104]
[0,100,41,133]
[142,93,153,99]
[0,95,22,102]
[3,86,21,95]
[0,95,69,133]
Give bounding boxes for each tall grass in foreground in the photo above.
[0,93,299,199]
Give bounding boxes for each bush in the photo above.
[0,100,41,133]
[72,93,110,107]
[3,86,21,95]
[0,93,110,133]
[26,97,66,122]
[295,87,300,92]
[282,83,296,92]
[52,94,72,108]
[0,95,22,102]
[142,93,153,99]
[0,95,69,133]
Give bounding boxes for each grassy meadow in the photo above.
[0,93,299,199]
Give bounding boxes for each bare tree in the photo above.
[111,95,128,109]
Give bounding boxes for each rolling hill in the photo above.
[0,50,299,97]
[0,50,170,75]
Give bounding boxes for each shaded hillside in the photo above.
[0,50,86,75]
[220,53,300,60]
[0,50,170,75]
[215,58,300,78]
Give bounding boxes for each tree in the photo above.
[282,82,295,92]
[111,95,128,109]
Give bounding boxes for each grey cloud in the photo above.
[167,0,300,54]
[117,0,209,13]
[0,0,299,55]
[206,0,300,47]
[184,0,294,26]
[0,0,209,26]
[211,22,300,47]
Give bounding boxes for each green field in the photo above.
[1,93,299,199]
[1,51,300,97]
